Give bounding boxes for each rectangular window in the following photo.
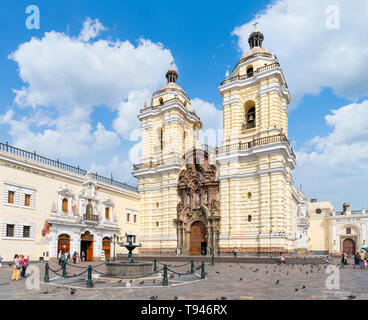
[23,226,30,238]
[24,194,31,207]
[8,191,15,204]
[134,215,137,223]
[346,228,351,235]
[127,213,130,222]
[6,224,14,237]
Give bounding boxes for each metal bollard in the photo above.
[191,260,194,273]
[201,262,205,279]
[153,258,157,272]
[44,262,50,283]
[163,264,168,286]
[62,262,67,278]
[86,265,93,288]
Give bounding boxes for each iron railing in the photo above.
[221,62,280,86]
[0,142,137,192]
[216,134,295,157]
[83,214,99,222]
[133,156,182,171]
[232,52,274,72]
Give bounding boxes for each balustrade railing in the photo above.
[221,62,280,86]
[0,142,137,192]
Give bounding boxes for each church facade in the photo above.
[134,29,309,255]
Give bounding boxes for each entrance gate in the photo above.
[190,221,207,255]
[81,231,94,261]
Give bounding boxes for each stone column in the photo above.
[332,222,337,253]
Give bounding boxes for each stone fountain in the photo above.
[105,234,153,278]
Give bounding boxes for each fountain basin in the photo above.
[105,261,153,277]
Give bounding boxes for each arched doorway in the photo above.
[102,237,111,259]
[58,234,70,257]
[190,221,207,255]
[343,238,356,255]
[81,231,94,261]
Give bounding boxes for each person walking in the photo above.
[72,252,77,264]
[354,252,360,269]
[340,252,345,267]
[233,247,237,259]
[20,255,29,278]
[11,254,21,281]
[0,253,2,268]
[359,251,366,270]
[76,252,80,264]
[280,252,286,265]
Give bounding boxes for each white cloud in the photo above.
[92,123,121,151]
[78,18,107,42]
[90,156,133,184]
[294,100,368,208]
[112,89,151,140]
[232,0,368,105]
[3,18,174,160]
[191,98,223,147]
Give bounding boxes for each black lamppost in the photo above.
[216,230,220,257]
[211,227,215,266]
[113,233,116,262]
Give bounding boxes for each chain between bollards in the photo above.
[191,260,194,273]
[44,262,50,282]
[86,265,93,288]
[162,264,168,286]
[201,262,206,279]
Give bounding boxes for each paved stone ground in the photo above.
[0,259,367,300]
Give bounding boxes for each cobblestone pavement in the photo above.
[0,260,367,300]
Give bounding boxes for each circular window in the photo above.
[316,209,322,214]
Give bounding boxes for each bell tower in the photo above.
[217,28,297,253]
[133,66,202,254]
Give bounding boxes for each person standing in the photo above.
[20,255,29,277]
[11,254,21,281]
[359,251,366,270]
[340,252,345,267]
[354,252,360,269]
[0,253,2,268]
[233,247,237,259]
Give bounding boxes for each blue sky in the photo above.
[0,0,368,210]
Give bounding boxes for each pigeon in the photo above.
[302,285,306,289]
[153,279,156,284]
[174,296,178,300]
[150,295,158,300]
[347,295,356,300]
[70,288,76,295]
[239,277,243,281]
[294,288,298,292]
[139,281,144,285]
[221,297,227,300]
[216,271,220,274]
[275,280,280,285]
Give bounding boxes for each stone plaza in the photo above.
[0,257,367,300]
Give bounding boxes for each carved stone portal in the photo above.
[176,149,220,255]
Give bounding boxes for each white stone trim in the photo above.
[1,221,35,240]
[219,67,292,104]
